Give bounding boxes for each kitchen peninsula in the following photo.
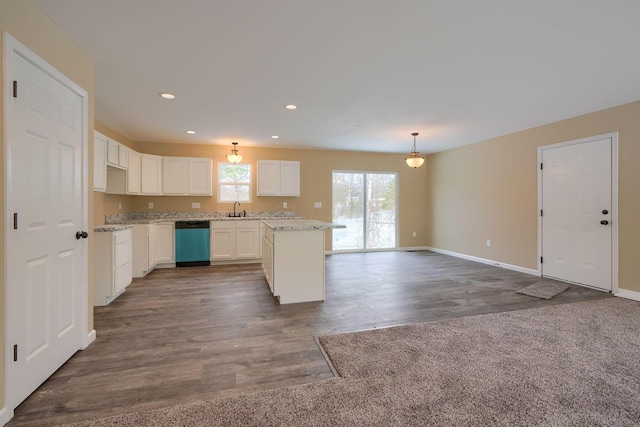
[261,219,345,304]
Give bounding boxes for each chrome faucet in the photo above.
[233,201,240,217]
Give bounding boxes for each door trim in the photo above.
[3,32,93,419]
[537,132,619,293]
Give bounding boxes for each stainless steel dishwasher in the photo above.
[175,221,210,267]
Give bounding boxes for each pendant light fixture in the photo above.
[226,142,243,163]
[405,132,425,168]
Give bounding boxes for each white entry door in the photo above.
[541,137,612,291]
[8,49,86,405]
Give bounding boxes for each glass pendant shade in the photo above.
[405,132,425,168]
[405,153,425,168]
[226,142,243,163]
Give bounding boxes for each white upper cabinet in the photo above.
[140,154,163,195]
[280,161,300,196]
[106,136,128,170]
[162,157,188,194]
[188,158,213,195]
[127,149,141,194]
[162,157,212,196]
[99,137,211,196]
[118,145,129,169]
[106,139,118,166]
[93,131,107,192]
[257,160,300,196]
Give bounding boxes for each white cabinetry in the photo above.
[261,226,325,304]
[154,222,175,264]
[210,221,235,260]
[210,220,260,262]
[162,157,212,196]
[106,139,118,166]
[127,149,141,194]
[236,220,260,258]
[93,228,133,306]
[257,160,300,196]
[141,154,162,195]
[132,222,175,277]
[106,137,128,170]
[93,131,107,192]
[162,157,188,194]
[189,158,213,195]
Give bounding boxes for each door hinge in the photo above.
[13,213,18,229]
[13,345,17,362]
[540,163,543,170]
[540,257,543,264]
[13,81,18,98]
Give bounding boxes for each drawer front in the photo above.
[210,220,234,229]
[114,261,132,293]
[236,220,259,229]
[114,239,132,268]
[114,229,132,245]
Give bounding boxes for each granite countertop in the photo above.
[93,224,133,233]
[104,211,301,225]
[261,219,346,231]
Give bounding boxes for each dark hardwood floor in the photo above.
[9,251,609,426]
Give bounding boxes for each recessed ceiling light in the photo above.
[186,130,196,134]
[271,135,280,139]
[284,104,297,110]
[159,92,176,99]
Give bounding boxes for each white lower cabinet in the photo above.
[210,222,234,260]
[210,220,260,262]
[132,222,175,277]
[93,228,133,306]
[155,222,175,264]
[261,226,325,304]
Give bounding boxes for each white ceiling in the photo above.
[34,0,640,154]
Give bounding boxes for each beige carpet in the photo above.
[67,297,640,426]
[517,280,570,299]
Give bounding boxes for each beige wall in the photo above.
[96,138,429,250]
[426,100,640,293]
[1,0,95,411]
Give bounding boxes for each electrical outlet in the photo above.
[148,202,154,209]
[413,231,417,237]
[314,202,322,208]
[192,202,200,209]
[283,202,287,208]
[487,239,491,247]
[118,202,122,210]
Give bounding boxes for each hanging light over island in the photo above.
[405,132,425,168]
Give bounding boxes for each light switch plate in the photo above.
[148,202,154,209]
[283,202,287,208]
[192,202,201,208]
[314,202,322,208]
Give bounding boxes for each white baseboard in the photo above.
[0,406,12,426]
[83,329,96,349]
[425,247,540,276]
[615,289,640,302]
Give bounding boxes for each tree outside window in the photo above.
[218,163,251,202]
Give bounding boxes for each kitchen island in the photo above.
[261,219,345,304]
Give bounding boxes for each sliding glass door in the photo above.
[332,171,397,251]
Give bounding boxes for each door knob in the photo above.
[600,220,609,225]
[76,231,88,239]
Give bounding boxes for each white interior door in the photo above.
[8,50,85,406]
[541,137,612,291]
